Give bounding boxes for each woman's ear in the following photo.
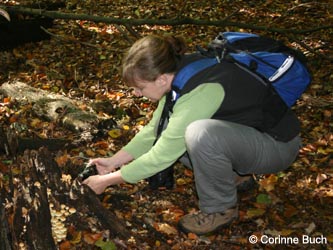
[156,73,174,88]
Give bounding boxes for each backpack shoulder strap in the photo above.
[172,57,218,98]
[155,57,219,141]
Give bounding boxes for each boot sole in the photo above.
[178,214,238,236]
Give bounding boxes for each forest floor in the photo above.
[0,0,333,249]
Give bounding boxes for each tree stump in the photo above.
[0,125,72,156]
[1,148,131,249]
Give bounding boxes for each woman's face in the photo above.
[132,74,174,102]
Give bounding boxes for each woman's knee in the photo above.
[185,119,233,141]
[184,119,257,157]
[185,119,211,145]
[185,119,229,152]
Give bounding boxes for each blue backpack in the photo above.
[173,32,311,107]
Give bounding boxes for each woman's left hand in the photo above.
[82,174,109,194]
[82,170,125,194]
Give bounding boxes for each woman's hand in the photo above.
[88,157,117,175]
[82,174,109,194]
[88,150,134,175]
[83,170,124,194]
[83,150,133,194]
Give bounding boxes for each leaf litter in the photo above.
[0,0,332,249]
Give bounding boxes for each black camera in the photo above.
[78,164,98,181]
[148,166,174,190]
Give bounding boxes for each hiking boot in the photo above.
[178,206,238,235]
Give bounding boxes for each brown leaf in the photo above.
[316,173,328,185]
[184,169,193,177]
[93,140,110,149]
[83,232,103,244]
[323,109,332,118]
[187,232,198,240]
[246,208,266,218]
[259,175,278,192]
[0,161,9,173]
[59,241,72,250]
[157,223,178,235]
[284,204,298,218]
[55,154,70,167]
[96,149,107,156]
[85,149,96,157]
[69,231,82,245]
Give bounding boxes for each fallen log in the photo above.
[1,147,131,249]
[2,5,333,35]
[0,81,98,132]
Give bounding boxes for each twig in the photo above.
[287,34,333,61]
[113,24,135,44]
[176,0,188,19]
[272,2,318,24]
[300,94,333,108]
[222,9,240,22]
[40,26,99,48]
[123,24,141,39]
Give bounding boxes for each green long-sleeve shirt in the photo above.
[120,83,224,183]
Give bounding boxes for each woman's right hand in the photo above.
[87,149,133,176]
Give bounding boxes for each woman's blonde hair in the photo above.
[121,35,187,86]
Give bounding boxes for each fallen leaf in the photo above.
[280,229,295,236]
[108,129,122,138]
[184,169,193,177]
[316,173,328,185]
[3,97,11,103]
[284,204,298,218]
[70,231,82,245]
[157,223,178,235]
[95,238,116,250]
[0,161,9,173]
[323,109,331,118]
[176,178,187,186]
[93,140,109,149]
[259,175,278,192]
[246,208,266,218]
[96,149,107,156]
[9,114,18,123]
[188,232,198,240]
[59,241,72,250]
[85,149,96,157]
[83,232,103,244]
[55,154,70,167]
[256,193,272,204]
[265,229,281,236]
[305,222,316,235]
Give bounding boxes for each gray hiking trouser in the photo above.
[181,119,301,214]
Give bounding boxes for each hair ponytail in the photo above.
[165,35,187,56]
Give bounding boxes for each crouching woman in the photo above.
[83,34,301,235]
